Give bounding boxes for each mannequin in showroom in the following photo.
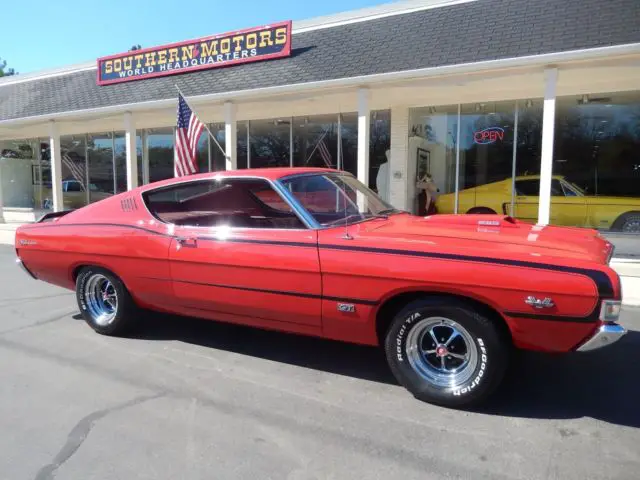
[416,172,439,216]
[376,149,390,202]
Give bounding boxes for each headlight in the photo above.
[599,300,621,322]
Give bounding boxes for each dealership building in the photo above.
[1,0,640,266]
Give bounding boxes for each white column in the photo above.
[357,89,370,187]
[389,106,409,210]
[538,68,558,226]
[224,102,237,170]
[141,130,150,185]
[124,112,138,190]
[48,121,64,212]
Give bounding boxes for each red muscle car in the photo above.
[14,168,626,408]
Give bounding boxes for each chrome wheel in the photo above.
[84,274,118,326]
[622,216,640,233]
[405,317,479,388]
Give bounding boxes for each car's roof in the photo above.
[514,175,565,181]
[138,167,337,192]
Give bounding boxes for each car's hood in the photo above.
[358,214,613,265]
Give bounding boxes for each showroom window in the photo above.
[370,110,391,195]
[237,122,248,169]
[60,135,89,209]
[87,133,116,203]
[408,105,460,215]
[408,100,543,217]
[238,111,389,181]
[209,122,227,172]
[248,118,291,169]
[146,128,175,184]
[0,138,41,209]
[293,115,339,169]
[553,91,640,234]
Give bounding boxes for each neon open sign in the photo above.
[474,127,504,145]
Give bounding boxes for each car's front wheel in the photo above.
[384,297,508,408]
[76,267,138,336]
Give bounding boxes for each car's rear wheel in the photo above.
[467,207,496,214]
[611,211,640,233]
[384,297,508,408]
[76,267,138,336]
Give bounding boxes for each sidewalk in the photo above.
[0,223,19,246]
[3,222,638,306]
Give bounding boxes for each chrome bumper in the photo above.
[577,324,626,352]
[16,257,37,279]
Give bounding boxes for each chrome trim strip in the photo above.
[576,324,626,352]
[271,179,321,229]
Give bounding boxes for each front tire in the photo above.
[76,267,138,336]
[384,297,508,408]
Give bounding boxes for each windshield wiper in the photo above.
[377,208,403,215]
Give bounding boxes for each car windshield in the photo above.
[562,179,585,196]
[280,172,400,227]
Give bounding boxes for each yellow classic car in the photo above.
[435,175,640,233]
[41,180,113,210]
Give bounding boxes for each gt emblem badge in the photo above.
[337,303,355,313]
[525,296,555,309]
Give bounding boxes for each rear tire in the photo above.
[611,211,640,233]
[384,297,508,408]
[76,267,138,336]
[467,207,496,214]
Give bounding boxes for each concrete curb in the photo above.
[3,222,638,306]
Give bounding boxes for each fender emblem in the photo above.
[19,239,37,246]
[337,303,355,313]
[525,296,555,309]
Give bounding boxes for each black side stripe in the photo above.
[319,244,614,298]
[28,222,613,299]
[171,278,378,306]
[503,311,599,324]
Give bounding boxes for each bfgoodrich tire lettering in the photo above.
[76,267,138,336]
[385,297,508,408]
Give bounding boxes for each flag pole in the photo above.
[174,84,228,160]
[305,129,330,165]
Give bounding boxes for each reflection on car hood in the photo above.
[360,214,613,265]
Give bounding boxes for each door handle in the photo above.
[176,237,198,248]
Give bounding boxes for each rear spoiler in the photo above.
[36,210,73,223]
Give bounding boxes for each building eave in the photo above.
[1,42,639,129]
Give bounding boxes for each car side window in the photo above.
[515,179,566,197]
[550,180,565,196]
[64,181,83,192]
[560,181,578,197]
[515,180,539,196]
[143,178,305,229]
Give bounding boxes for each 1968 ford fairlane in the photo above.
[14,168,626,408]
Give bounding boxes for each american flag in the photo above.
[317,138,333,168]
[62,152,86,188]
[174,93,205,177]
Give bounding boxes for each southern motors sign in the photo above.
[97,21,292,85]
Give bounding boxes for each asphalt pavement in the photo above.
[1,245,639,480]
